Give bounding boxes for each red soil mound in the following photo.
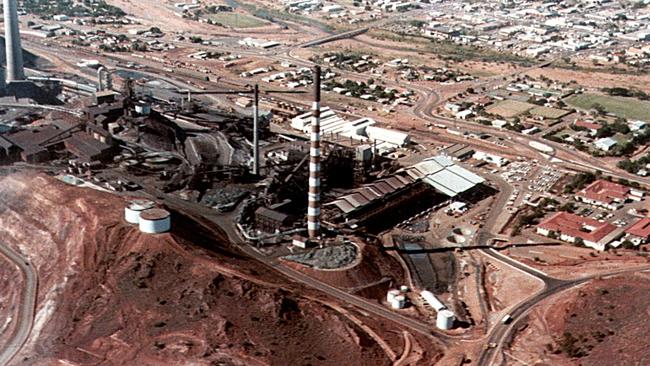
[554,277,650,365]
[0,173,398,366]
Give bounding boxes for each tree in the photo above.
[621,240,636,250]
[574,237,585,247]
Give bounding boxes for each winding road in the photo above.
[0,243,37,366]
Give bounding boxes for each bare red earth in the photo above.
[0,173,441,365]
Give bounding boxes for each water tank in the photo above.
[386,289,400,303]
[135,102,151,116]
[124,200,155,224]
[436,310,455,330]
[399,285,409,292]
[421,290,446,312]
[139,208,171,234]
[390,295,406,309]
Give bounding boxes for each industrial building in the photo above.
[291,107,410,154]
[326,156,486,226]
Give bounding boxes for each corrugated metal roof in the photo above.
[331,200,355,213]
[373,181,394,195]
[385,176,405,190]
[447,164,485,185]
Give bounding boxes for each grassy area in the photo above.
[486,100,535,118]
[367,29,534,66]
[208,13,268,28]
[530,106,571,119]
[226,0,336,32]
[565,93,650,121]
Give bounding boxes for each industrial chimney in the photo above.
[4,0,25,82]
[307,66,321,240]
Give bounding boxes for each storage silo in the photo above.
[386,289,401,303]
[436,310,455,330]
[139,208,171,234]
[390,295,406,309]
[124,200,155,224]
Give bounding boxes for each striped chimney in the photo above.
[307,66,322,239]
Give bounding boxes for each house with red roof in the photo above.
[536,211,622,251]
[575,179,643,210]
[574,119,603,136]
[625,218,650,245]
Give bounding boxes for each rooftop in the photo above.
[577,179,630,204]
[139,208,170,220]
[626,218,650,239]
[538,211,617,243]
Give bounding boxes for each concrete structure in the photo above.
[139,208,171,234]
[536,211,621,251]
[124,200,156,224]
[436,309,455,330]
[307,66,321,239]
[4,0,25,82]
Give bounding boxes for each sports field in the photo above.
[565,93,650,121]
[530,106,571,120]
[209,13,268,28]
[486,100,535,118]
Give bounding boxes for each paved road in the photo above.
[0,243,37,366]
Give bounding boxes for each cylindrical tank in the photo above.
[400,285,409,292]
[421,290,446,312]
[386,289,400,303]
[124,200,155,224]
[135,102,151,116]
[390,295,406,309]
[139,208,171,234]
[436,309,455,330]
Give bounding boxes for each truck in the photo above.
[501,314,513,324]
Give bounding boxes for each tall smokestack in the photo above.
[307,66,321,240]
[252,84,260,176]
[4,0,24,82]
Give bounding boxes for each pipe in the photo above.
[97,66,106,91]
[4,0,25,82]
[307,66,321,240]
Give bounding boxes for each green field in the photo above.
[208,13,268,28]
[565,93,650,121]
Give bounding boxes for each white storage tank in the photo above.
[421,290,446,312]
[390,295,406,309]
[387,289,401,303]
[436,309,455,330]
[135,101,151,116]
[139,208,171,234]
[124,200,155,224]
[400,285,409,293]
